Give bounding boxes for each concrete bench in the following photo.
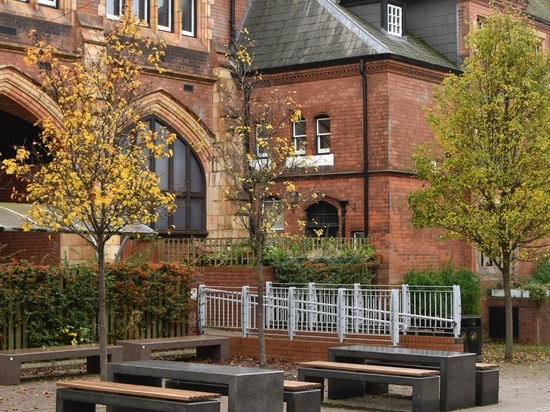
[475,362,499,406]
[56,380,221,412]
[108,360,283,412]
[297,360,440,412]
[283,380,322,412]
[165,379,321,412]
[0,344,123,385]
[117,335,230,361]
[362,359,500,407]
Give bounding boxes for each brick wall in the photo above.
[257,60,477,282]
[0,232,61,265]
[485,297,550,344]
[227,334,464,362]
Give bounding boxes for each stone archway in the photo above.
[138,89,215,167]
[0,66,61,124]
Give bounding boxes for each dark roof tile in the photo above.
[241,0,457,71]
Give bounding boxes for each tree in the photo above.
[408,7,550,361]
[2,11,176,379]
[217,30,310,367]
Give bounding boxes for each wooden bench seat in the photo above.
[165,379,322,412]
[0,344,123,385]
[476,362,499,370]
[117,335,230,361]
[297,361,440,412]
[298,360,440,377]
[56,380,221,412]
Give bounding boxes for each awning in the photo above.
[0,202,156,235]
[0,202,48,231]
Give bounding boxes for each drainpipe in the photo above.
[360,59,369,236]
[230,0,236,41]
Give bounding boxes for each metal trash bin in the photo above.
[461,316,482,360]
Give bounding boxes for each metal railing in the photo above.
[198,283,461,345]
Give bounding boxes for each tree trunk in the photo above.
[97,241,108,381]
[256,240,267,368]
[502,254,514,361]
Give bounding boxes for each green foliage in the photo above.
[409,8,550,265]
[518,260,550,306]
[533,260,550,284]
[264,238,377,286]
[0,261,97,347]
[107,261,193,340]
[523,282,548,307]
[403,265,481,315]
[0,261,192,349]
[408,7,550,360]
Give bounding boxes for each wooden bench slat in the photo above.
[117,336,230,361]
[283,380,321,391]
[297,360,439,377]
[0,344,121,360]
[476,363,499,370]
[57,380,221,402]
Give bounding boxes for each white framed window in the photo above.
[38,0,57,7]
[181,0,195,36]
[107,0,147,20]
[158,0,173,32]
[292,119,306,155]
[263,199,284,232]
[132,0,149,21]
[387,4,402,36]
[316,116,330,154]
[255,122,269,158]
[107,0,122,19]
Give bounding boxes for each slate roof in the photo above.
[527,0,550,23]
[240,0,458,72]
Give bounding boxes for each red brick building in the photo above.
[0,0,549,283]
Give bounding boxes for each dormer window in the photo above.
[387,4,402,36]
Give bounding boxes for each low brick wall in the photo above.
[486,297,550,344]
[227,334,464,362]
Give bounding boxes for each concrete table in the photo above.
[328,345,476,411]
[107,360,283,412]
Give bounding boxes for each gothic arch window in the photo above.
[146,117,206,235]
[305,201,339,237]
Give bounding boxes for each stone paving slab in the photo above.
[0,361,548,411]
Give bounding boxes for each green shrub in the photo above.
[533,260,550,284]
[524,282,548,307]
[264,240,377,286]
[403,264,481,315]
[107,261,193,340]
[0,261,192,349]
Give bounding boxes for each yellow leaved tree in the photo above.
[2,11,176,379]
[217,30,317,367]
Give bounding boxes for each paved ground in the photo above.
[0,360,548,411]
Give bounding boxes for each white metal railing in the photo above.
[198,283,461,345]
